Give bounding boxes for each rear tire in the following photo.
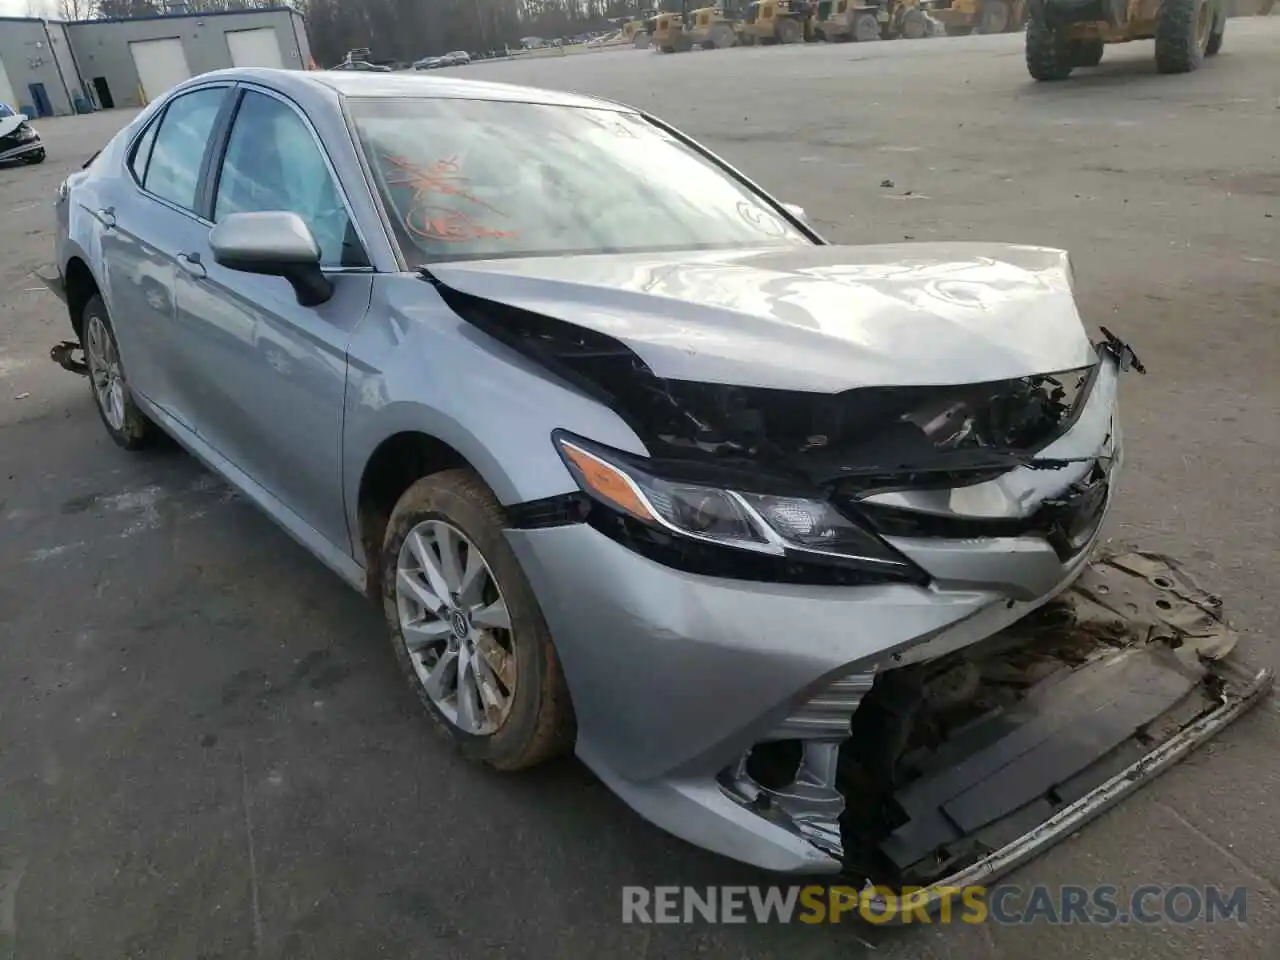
[778,17,803,43]
[1026,17,1074,80]
[1155,0,1209,73]
[853,12,883,40]
[81,294,161,451]
[1071,38,1105,66]
[1205,6,1225,55]
[381,469,575,771]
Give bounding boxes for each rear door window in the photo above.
[142,87,227,213]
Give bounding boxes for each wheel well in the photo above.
[356,432,469,599]
[64,257,99,340]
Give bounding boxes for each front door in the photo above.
[173,86,373,550]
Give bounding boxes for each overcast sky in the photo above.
[0,0,53,16]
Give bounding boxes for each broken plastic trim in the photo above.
[863,661,1270,923]
[853,459,1112,562]
[1098,325,1146,374]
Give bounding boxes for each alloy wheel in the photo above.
[85,313,126,431]
[395,519,517,736]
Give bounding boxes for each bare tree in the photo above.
[58,0,99,19]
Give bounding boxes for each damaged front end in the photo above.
[434,277,1270,893]
[833,553,1269,909]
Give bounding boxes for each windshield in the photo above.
[348,97,811,264]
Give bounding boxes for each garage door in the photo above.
[225,28,285,69]
[130,38,191,104]
[0,56,17,112]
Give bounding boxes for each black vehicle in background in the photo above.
[0,104,45,166]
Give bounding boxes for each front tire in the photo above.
[382,469,575,771]
[979,0,1012,33]
[778,17,804,43]
[710,23,737,48]
[24,148,46,164]
[82,294,160,450]
[1026,17,1074,80]
[1155,0,1210,73]
[901,8,929,38]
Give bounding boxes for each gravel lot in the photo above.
[2,20,1278,959]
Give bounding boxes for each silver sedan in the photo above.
[47,68,1269,906]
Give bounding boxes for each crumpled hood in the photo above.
[428,242,1097,391]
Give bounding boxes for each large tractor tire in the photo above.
[1155,0,1211,73]
[778,17,804,42]
[979,0,1013,32]
[1071,38,1105,66]
[1206,5,1225,54]
[709,23,738,47]
[853,11,883,40]
[901,8,929,37]
[1025,17,1074,79]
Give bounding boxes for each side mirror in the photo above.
[208,211,333,307]
[781,202,809,225]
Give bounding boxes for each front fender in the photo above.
[342,274,650,564]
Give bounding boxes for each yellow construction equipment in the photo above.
[814,0,931,38]
[623,11,659,47]
[651,5,693,51]
[737,0,819,44]
[684,4,744,47]
[1026,0,1226,79]
[927,0,1027,35]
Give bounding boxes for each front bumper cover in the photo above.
[0,128,43,163]
[510,520,1270,880]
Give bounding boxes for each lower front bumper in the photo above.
[865,658,1271,919]
[509,517,1272,878]
[0,139,43,163]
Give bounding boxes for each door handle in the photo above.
[96,207,116,229]
[176,252,207,280]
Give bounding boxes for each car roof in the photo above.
[191,67,629,113]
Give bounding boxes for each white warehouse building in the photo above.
[0,5,312,117]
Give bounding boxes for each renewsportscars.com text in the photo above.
[621,884,1249,925]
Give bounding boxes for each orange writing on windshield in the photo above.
[381,154,517,244]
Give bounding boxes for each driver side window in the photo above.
[213,90,366,269]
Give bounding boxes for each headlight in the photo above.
[554,433,916,576]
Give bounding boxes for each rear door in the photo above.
[103,83,231,427]
[171,85,374,550]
